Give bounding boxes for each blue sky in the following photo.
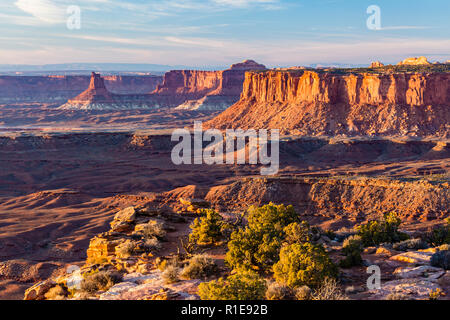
[0,0,449,67]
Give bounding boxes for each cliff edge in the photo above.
[205,67,450,137]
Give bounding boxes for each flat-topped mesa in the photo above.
[155,59,267,110]
[229,59,266,71]
[205,69,450,137]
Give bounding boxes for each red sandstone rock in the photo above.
[205,70,450,137]
[60,60,266,110]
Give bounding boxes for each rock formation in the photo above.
[398,56,431,65]
[0,74,162,104]
[157,59,266,110]
[60,73,161,110]
[60,60,266,111]
[205,69,450,137]
[370,61,384,68]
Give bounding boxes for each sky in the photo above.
[0,0,449,68]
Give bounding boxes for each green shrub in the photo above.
[339,235,363,268]
[181,255,218,280]
[189,209,225,246]
[226,203,300,272]
[81,270,122,293]
[265,282,293,300]
[425,218,450,246]
[198,271,266,300]
[273,242,338,288]
[356,212,409,246]
[284,221,312,244]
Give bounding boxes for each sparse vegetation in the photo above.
[392,238,428,251]
[180,255,219,280]
[115,240,137,259]
[162,265,180,284]
[265,281,293,300]
[294,285,312,300]
[339,235,363,268]
[386,293,411,300]
[356,212,409,246]
[144,237,162,251]
[430,249,450,270]
[311,277,349,300]
[142,220,166,240]
[425,218,450,246]
[80,270,122,293]
[198,271,267,300]
[44,285,68,300]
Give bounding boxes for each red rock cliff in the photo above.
[154,60,266,109]
[206,70,450,137]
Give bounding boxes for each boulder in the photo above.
[369,278,441,300]
[24,280,56,300]
[390,251,434,265]
[393,265,445,279]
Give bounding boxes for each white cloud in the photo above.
[14,0,65,24]
[212,0,278,7]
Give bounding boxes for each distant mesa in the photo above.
[229,59,266,71]
[59,59,266,111]
[397,56,431,66]
[59,72,154,110]
[370,61,384,68]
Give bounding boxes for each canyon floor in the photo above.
[0,105,449,299]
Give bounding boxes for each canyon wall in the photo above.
[0,74,162,104]
[206,70,450,137]
[155,60,266,110]
[60,60,266,110]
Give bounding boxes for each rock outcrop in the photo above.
[158,59,266,110]
[59,73,163,110]
[398,56,431,66]
[206,69,450,137]
[60,60,266,111]
[370,61,384,68]
[0,74,162,104]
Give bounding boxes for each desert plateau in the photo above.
[0,0,449,307]
[0,59,448,302]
